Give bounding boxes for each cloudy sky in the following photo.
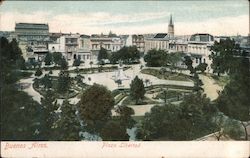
[0,1,248,36]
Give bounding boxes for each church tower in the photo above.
[168,14,174,38]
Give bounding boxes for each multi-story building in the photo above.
[90,33,124,60]
[14,23,50,61]
[132,34,145,53]
[187,33,214,72]
[48,33,92,62]
[144,33,169,53]
[144,15,175,53]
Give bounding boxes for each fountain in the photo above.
[112,60,130,83]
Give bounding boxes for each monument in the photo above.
[112,60,130,84]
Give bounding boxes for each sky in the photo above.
[0,1,249,36]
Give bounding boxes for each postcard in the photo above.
[0,0,249,158]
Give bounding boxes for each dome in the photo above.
[189,33,214,42]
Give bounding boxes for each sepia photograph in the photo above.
[0,0,250,157]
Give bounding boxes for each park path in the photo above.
[19,76,42,104]
[199,74,223,101]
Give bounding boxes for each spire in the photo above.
[169,14,173,25]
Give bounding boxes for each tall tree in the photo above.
[209,38,241,76]
[144,49,168,67]
[78,84,115,133]
[98,47,108,61]
[57,70,71,94]
[130,76,145,104]
[216,52,250,140]
[40,90,58,140]
[44,53,53,65]
[52,52,63,66]
[55,98,80,140]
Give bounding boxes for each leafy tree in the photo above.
[168,52,183,72]
[110,46,140,64]
[193,73,203,92]
[100,119,129,141]
[55,98,80,140]
[216,52,250,140]
[98,47,108,61]
[209,38,241,76]
[44,53,53,65]
[196,63,208,73]
[144,49,168,67]
[137,93,217,140]
[73,58,81,67]
[130,76,145,104]
[115,105,136,129]
[57,70,71,94]
[40,90,58,140]
[60,57,68,70]
[1,86,43,140]
[41,74,52,90]
[184,56,195,74]
[35,67,43,77]
[0,37,44,140]
[52,52,63,66]
[79,84,115,133]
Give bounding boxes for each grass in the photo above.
[114,93,127,105]
[141,68,192,82]
[155,90,183,100]
[68,66,131,74]
[121,96,158,106]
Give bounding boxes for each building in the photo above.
[168,14,174,39]
[48,33,92,62]
[187,33,214,72]
[14,23,50,61]
[144,33,169,53]
[132,34,145,53]
[90,33,124,60]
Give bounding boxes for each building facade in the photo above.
[187,33,214,72]
[14,23,50,61]
[144,33,169,53]
[132,34,145,53]
[48,33,92,62]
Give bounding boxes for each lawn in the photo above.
[121,96,158,106]
[141,68,192,82]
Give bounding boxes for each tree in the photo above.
[44,53,53,65]
[55,98,80,140]
[40,90,59,140]
[35,67,43,77]
[98,47,108,61]
[100,119,129,141]
[168,52,183,72]
[130,76,145,104]
[41,74,52,90]
[0,37,44,140]
[57,70,71,94]
[193,73,203,92]
[73,58,81,67]
[209,38,241,76]
[137,93,217,140]
[195,63,208,73]
[184,56,195,74]
[110,46,140,64]
[60,57,68,70]
[144,49,168,67]
[216,52,250,140]
[115,105,135,129]
[79,84,115,133]
[52,52,63,66]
